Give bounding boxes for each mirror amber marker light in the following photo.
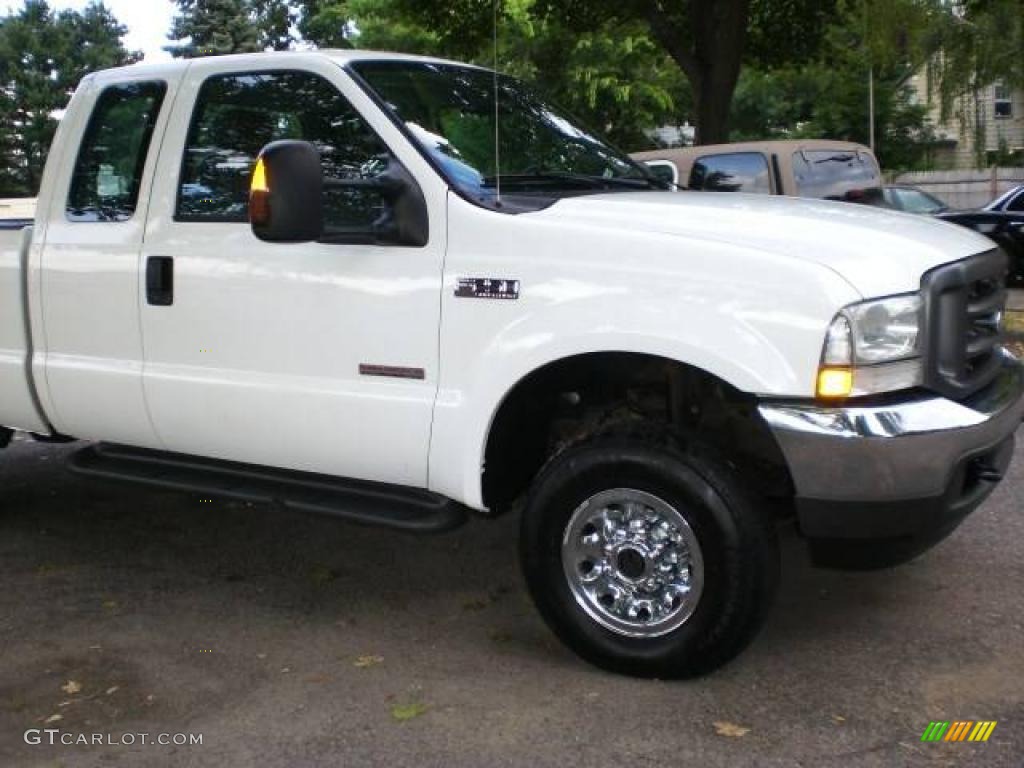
[817,367,853,398]
[249,157,270,225]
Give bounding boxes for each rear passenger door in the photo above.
[38,72,179,445]
[140,57,447,488]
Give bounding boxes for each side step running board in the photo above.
[68,443,469,534]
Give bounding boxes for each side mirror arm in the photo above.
[321,160,428,247]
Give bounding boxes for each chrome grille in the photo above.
[921,249,1008,400]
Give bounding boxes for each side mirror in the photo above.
[250,139,429,247]
[250,140,324,242]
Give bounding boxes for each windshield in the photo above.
[349,60,662,208]
[894,187,947,214]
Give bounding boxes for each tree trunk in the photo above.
[646,0,751,145]
[690,65,740,145]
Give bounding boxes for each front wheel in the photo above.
[520,434,779,678]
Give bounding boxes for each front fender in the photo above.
[427,197,861,510]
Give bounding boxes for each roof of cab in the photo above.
[85,49,487,84]
[633,139,873,163]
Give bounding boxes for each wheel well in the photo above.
[482,353,794,514]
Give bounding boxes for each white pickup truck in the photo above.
[2,50,1022,678]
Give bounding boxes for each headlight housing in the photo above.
[817,293,923,398]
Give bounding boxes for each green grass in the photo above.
[391,702,428,722]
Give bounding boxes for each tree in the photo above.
[166,0,261,57]
[298,0,939,157]
[0,0,139,196]
[166,0,300,57]
[926,0,1024,162]
[297,0,354,47]
[536,0,872,144]
[254,0,296,51]
[728,1,938,169]
[808,0,936,169]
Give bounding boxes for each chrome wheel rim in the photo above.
[561,488,704,638]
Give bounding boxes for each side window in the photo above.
[177,70,391,230]
[66,81,167,222]
[689,153,771,194]
[1007,189,1024,212]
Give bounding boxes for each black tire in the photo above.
[520,433,779,678]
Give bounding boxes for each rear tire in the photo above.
[520,433,779,678]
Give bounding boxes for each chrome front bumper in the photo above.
[760,351,1024,503]
[758,351,1024,566]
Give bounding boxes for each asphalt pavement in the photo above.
[1,430,1022,768]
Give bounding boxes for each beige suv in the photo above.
[633,140,881,200]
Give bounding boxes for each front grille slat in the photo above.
[966,287,1005,318]
[921,250,1008,400]
[966,330,999,358]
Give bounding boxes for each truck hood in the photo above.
[537,191,994,298]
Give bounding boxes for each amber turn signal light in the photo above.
[249,157,270,226]
[816,367,853,399]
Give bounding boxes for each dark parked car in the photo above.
[938,209,1024,285]
[984,184,1024,213]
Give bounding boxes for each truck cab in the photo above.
[1,51,1021,679]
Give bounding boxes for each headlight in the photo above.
[817,293,923,398]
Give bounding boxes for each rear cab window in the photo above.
[66,81,167,222]
[792,149,881,200]
[688,152,772,194]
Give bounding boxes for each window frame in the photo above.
[994,83,1013,120]
[643,160,680,187]
[65,80,168,224]
[172,68,398,226]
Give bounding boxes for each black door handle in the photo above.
[146,256,174,306]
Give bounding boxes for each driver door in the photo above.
[140,57,446,488]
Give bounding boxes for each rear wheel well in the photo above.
[482,353,793,514]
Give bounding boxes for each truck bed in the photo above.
[0,197,37,223]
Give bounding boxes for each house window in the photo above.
[994,83,1013,119]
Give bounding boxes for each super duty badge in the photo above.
[455,278,520,300]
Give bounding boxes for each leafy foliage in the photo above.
[531,0,849,143]
[311,0,685,149]
[166,0,262,57]
[254,0,296,51]
[729,1,937,170]
[0,0,139,196]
